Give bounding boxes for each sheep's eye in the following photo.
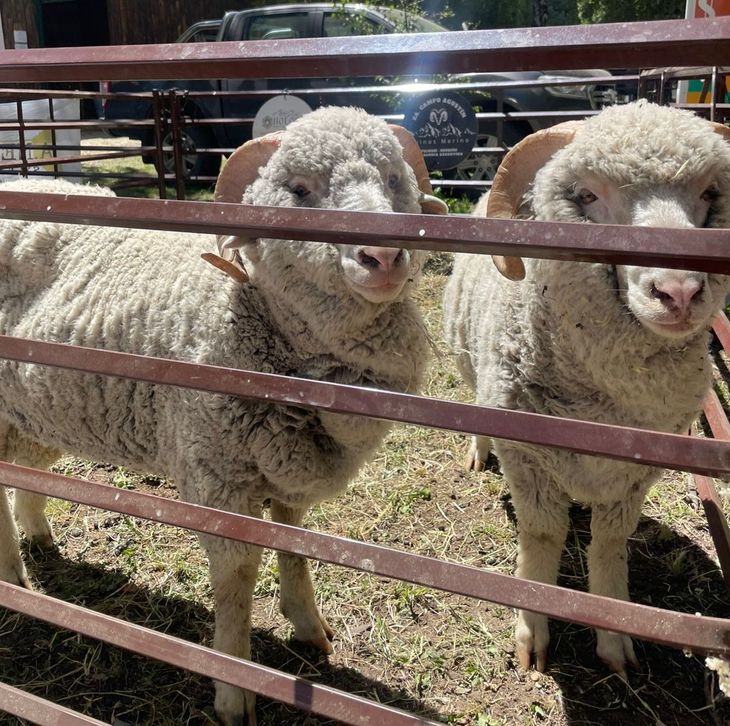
[290,185,310,200]
[577,188,597,205]
[701,186,719,202]
[387,174,400,190]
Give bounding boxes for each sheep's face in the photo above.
[241,108,429,306]
[530,101,730,341]
[564,173,726,339]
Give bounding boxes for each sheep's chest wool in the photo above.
[0,211,427,506]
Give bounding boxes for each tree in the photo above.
[577,0,685,23]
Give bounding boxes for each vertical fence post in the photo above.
[168,89,186,201]
[152,90,167,199]
[15,99,28,178]
[48,96,58,178]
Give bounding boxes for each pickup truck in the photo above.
[103,3,618,182]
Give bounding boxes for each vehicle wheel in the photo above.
[155,125,221,180]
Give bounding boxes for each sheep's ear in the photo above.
[485,121,584,281]
[389,125,449,215]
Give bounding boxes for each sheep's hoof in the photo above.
[19,515,54,551]
[464,435,492,472]
[515,610,549,673]
[28,531,55,551]
[596,630,639,678]
[214,683,256,726]
[0,556,32,589]
[294,617,335,655]
[287,605,335,654]
[464,451,486,472]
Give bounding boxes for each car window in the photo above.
[186,27,220,43]
[377,9,447,33]
[323,11,387,37]
[176,21,221,43]
[248,13,309,40]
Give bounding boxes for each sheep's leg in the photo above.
[10,439,61,550]
[510,483,570,672]
[0,486,30,587]
[0,425,58,585]
[270,500,334,653]
[465,434,492,472]
[14,490,53,549]
[201,524,263,726]
[588,501,643,678]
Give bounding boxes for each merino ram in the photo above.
[0,106,447,725]
[443,100,730,676]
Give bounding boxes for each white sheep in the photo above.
[0,105,447,726]
[443,100,730,677]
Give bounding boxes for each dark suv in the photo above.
[103,4,618,182]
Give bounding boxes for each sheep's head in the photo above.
[487,100,730,341]
[213,106,447,306]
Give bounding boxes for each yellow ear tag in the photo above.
[201,253,249,284]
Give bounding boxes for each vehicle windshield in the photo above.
[377,7,447,33]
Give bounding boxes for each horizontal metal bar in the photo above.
[0,151,138,170]
[0,119,153,131]
[0,192,728,273]
[0,18,728,82]
[0,579,438,726]
[142,74,635,99]
[0,682,109,726]
[3,461,730,655]
[0,335,729,477]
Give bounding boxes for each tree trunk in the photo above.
[533,0,549,25]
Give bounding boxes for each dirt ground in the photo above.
[0,270,729,726]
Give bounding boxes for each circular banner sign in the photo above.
[403,92,478,171]
[252,95,312,138]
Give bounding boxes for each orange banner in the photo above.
[683,0,730,102]
[688,0,730,18]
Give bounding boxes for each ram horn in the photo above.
[389,125,449,215]
[484,121,585,281]
[711,120,730,142]
[211,131,285,263]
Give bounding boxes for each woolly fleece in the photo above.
[0,106,431,725]
[442,100,730,671]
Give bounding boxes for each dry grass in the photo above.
[0,274,728,725]
[0,149,728,725]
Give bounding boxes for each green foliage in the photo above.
[353,0,685,29]
[577,0,685,22]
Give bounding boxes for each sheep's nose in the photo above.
[356,246,405,271]
[650,278,705,316]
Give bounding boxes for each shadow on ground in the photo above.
[0,546,444,725]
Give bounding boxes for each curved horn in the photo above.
[214,131,284,205]
[484,120,584,281]
[711,121,730,143]
[389,124,448,215]
[210,131,284,265]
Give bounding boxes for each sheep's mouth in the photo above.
[344,277,407,303]
[639,317,704,339]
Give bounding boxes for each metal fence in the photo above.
[0,15,729,725]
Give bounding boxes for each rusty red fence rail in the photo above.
[0,16,729,725]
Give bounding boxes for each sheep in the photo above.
[442,100,730,678]
[0,105,448,726]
